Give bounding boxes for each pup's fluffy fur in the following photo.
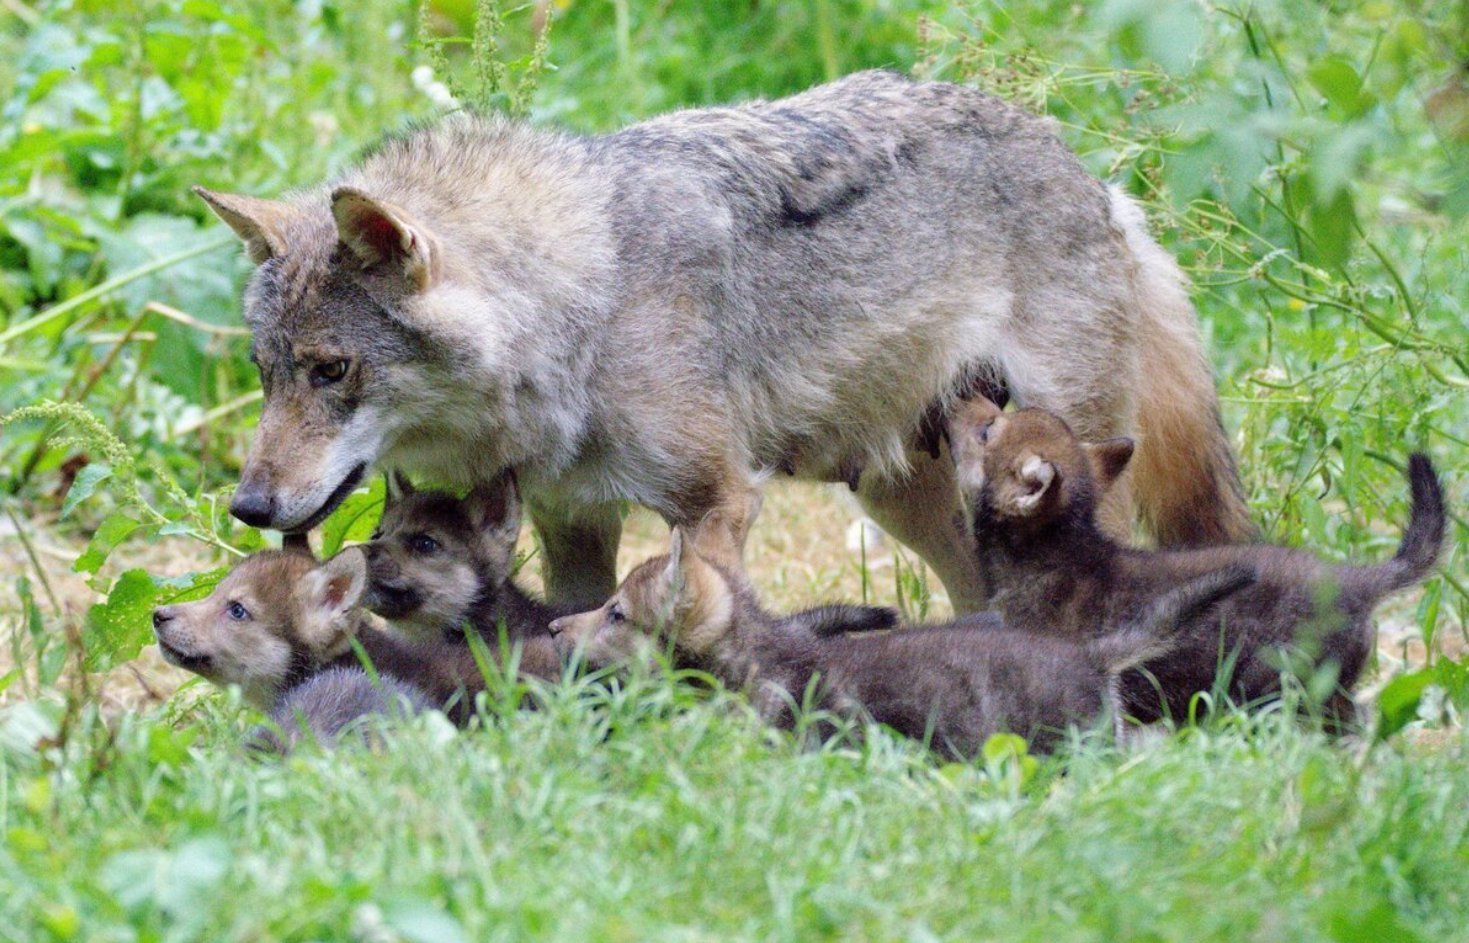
[152,547,495,749]
[550,529,1254,756]
[950,396,1447,725]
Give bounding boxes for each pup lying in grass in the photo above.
[950,395,1446,726]
[364,472,899,676]
[548,529,1254,756]
[152,546,491,750]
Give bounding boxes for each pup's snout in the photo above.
[230,479,276,529]
[547,617,567,637]
[151,606,176,631]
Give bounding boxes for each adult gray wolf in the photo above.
[197,70,1254,612]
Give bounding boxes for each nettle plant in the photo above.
[0,402,385,700]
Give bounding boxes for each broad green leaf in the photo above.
[1375,669,1432,740]
[82,569,159,672]
[319,475,386,557]
[73,512,143,574]
[60,462,112,518]
[1307,56,1375,119]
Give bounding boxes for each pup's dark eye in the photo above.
[978,421,994,444]
[608,603,626,624]
[310,359,350,387]
[226,601,250,621]
[369,531,382,541]
[408,534,439,554]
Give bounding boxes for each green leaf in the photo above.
[74,513,143,574]
[60,462,113,518]
[82,569,160,672]
[1307,56,1375,119]
[1375,669,1433,740]
[319,475,386,557]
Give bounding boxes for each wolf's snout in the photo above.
[547,617,567,637]
[151,606,175,631]
[231,480,276,528]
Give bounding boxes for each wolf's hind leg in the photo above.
[856,447,987,613]
[528,499,623,609]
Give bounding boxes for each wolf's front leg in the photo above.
[856,446,988,613]
[527,498,623,610]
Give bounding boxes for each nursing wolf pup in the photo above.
[548,529,1256,756]
[950,396,1447,725]
[198,70,1253,612]
[151,547,508,747]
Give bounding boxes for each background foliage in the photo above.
[0,1,1466,938]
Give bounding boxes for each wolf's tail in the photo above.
[1107,188,1258,548]
[791,604,900,638]
[1091,565,1257,675]
[1342,454,1446,606]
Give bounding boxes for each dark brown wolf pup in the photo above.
[548,529,1254,756]
[950,395,1446,725]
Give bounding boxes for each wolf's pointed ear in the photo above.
[193,187,295,265]
[298,548,368,652]
[1012,454,1058,515]
[467,470,522,551]
[1084,437,1135,491]
[331,187,437,292]
[383,469,415,512]
[664,527,695,598]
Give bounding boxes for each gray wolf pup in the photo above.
[548,528,1256,756]
[363,471,895,666]
[949,395,1446,725]
[197,70,1253,611]
[151,546,520,745]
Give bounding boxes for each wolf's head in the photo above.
[949,396,1134,535]
[548,527,736,669]
[197,185,473,532]
[151,547,369,708]
[363,471,522,640]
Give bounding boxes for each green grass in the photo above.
[5,674,1469,942]
[1,0,1467,939]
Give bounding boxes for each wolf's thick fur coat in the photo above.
[202,70,1253,609]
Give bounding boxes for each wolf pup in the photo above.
[365,469,898,663]
[152,547,498,748]
[549,529,1255,756]
[950,396,1447,725]
[198,70,1254,614]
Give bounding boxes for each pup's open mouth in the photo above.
[288,463,367,534]
[158,639,213,674]
[366,581,421,619]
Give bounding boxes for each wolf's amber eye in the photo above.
[226,601,250,621]
[408,534,439,554]
[608,603,626,624]
[310,359,350,387]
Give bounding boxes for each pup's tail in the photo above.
[1091,565,1258,674]
[1343,453,1446,605]
[1107,187,1258,548]
[790,604,900,638]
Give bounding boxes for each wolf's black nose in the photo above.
[230,484,275,528]
[151,607,171,630]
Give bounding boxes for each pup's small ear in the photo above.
[1011,454,1058,515]
[331,187,437,292]
[298,548,368,651]
[664,526,697,599]
[193,187,295,265]
[383,469,415,511]
[1084,437,1135,490]
[467,470,522,551]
